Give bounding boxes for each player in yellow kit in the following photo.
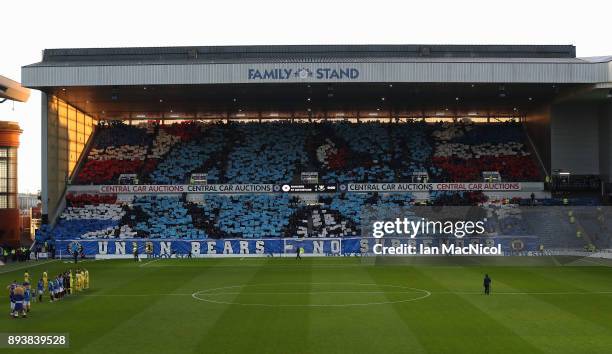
[84,269,89,289]
[80,269,86,290]
[24,270,30,284]
[42,271,48,293]
[75,271,82,291]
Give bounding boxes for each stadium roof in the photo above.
[22,44,612,87]
[27,44,580,64]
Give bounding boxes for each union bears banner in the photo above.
[55,236,541,258]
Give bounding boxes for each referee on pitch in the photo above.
[483,274,492,295]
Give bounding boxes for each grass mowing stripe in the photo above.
[518,266,612,332]
[75,259,242,354]
[72,259,201,354]
[193,258,314,354]
[522,265,612,296]
[313,259,429,354]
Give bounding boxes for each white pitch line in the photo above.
[76,290,612,298]
[196,291,425,295]
[433,291,612,295]
[82,293,192,297]
[80,291,423,297]
[193,290,612,296]
[0,259,57,275]
[140,263,387,269]
[62,260,94,264]
[192,285,432,307]
[139,258,162,268]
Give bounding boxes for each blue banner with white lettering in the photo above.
[55,236,541,258]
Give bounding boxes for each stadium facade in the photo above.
[0,121,22,245]
[0,75,28,247]
[20,45,612,255]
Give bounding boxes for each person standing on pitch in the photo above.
[47,278,54,302]
[80,269,87,289]
[42,271,48,293]
[12,284,26,318]
[483,274,492,295]
[71,243,79,264]
[296,245,301,260]
[37,278,44,302]
[23,283,31,312]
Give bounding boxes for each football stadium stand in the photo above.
[21,45,612,256]
[35,120,591,244]
[31,119,608,254]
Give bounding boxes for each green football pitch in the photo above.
[1,256,612,354]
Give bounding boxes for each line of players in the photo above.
[7,268,90,318]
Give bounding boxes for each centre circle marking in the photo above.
[191,282,431,307]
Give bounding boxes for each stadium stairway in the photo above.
[521,208,587,250]
[572,208,612,250]
[521,122,551,184]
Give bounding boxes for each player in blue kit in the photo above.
[7,281,17,316]
[58,275,64,298]
[37,278,44,302]
[54,278,61,299]
[23,283,31,312]
[48,279,55,302]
